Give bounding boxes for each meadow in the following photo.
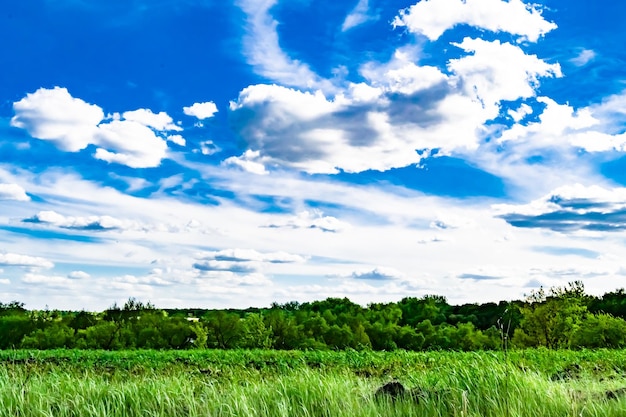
[1,349,626,417]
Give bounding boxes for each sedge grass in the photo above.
[1,349,625,417]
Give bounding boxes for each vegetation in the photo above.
[2,282,626,416]
[1,349,626,416]
[2,281,626,351]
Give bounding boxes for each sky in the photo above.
[2,0,626,311]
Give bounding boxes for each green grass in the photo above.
[1,349,625,416]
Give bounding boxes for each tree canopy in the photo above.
[1,284,625,351]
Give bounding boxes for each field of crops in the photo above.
[1,349,626,416]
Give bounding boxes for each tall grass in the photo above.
[1,349,625,417]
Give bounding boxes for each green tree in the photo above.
[240,313,272,349]
[264,309,305,349]
[75,320,127,349]
[204,311,244,349]
[0,314,35,349]
[513,282,587,349]
[572,313,626,348]
[21,323,75,349]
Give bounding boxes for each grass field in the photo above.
[1,349,626,416]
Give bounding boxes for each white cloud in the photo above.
[393,0,556,42]
[11,86,103,152]
[183,102,218,119]
[448,38,562,108]
[430,214,475,230]
[223,150,269,175]
[497,96,626,154]
[493,184,626,233]
[68,270,90,279]
[235,0,331,90]
[121,109,182,131]
[5,162,626,309]
[195,271,273,287]
[22,273,75,287]
[167,134,186,146]
[94,120,169,168]
[342,0,378,31]
[24,210,146,232]
[197,248,307,264]
[11,87,173,168]
[266,210,349,232]
[228,79,487,173]
[0,253,54,269]
[570,49,596,67]
[197,140,220,156]
[508,103,533,122]
[360,48,448,95]
[345,266,405,281]
[229,11,562,175]
[224,0,564,178]
[0,183,30,201]
[192,248,306,287]
[112,273,172,287]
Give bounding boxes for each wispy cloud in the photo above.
[235,0,330,90]
[570,49,596,66]
[265,210,348,232]
[342,0,378,31]
[495,184,626,233]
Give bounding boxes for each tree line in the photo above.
[1,281,625,351]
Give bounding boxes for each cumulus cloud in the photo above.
[0,183,30,201]
[494,184,626,233]
[193,248,306,276]
[430,214,475,230]
[22,273,73,286]
[342,0,378,31]
[347,267,405,281]
[23,210,145,231]
[223,150,269,175]
[183,102,218,119]
[360,48,448,95]
[11,86,103,152]
[458,268,503,281]
[498,96,626,154]
[199,248,307,264]
[121,109,182,131]
[229,30,560,174]
[197,140,220,156]
[508,103,533,122]
[0,253,54,269]
[229,81,485,173]
[11,87,179,168]
[449,38,562,107]
[94,120,168,168]
[393,0,556,42]
[266,210,348,232]
[195,271,273,287]
[167,134,186,146]
[68,271,90,279]
[112,273,172,288]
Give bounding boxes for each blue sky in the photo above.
[2,0,626,310]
